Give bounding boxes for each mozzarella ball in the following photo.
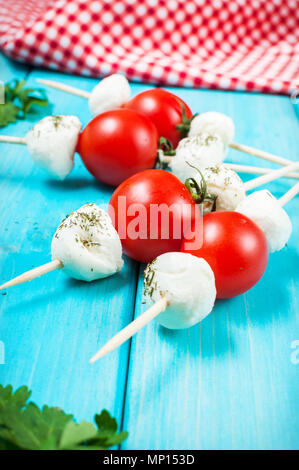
[201,165,246,212]
[88,74,131,116]
[236,190,292,253]
[169,133,225,183]
[51,204,124,281]
[189,112,235,148]
[25,115,81,180]
[143,252,216,329]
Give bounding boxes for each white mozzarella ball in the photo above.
[51,204,124,281]
[144,252,216,329]
[25,115,81,180]
[235,190,292,253]
[201,165,246,212]
[169,133,225,183]
[88,74,131,116]
[189,112,235,148]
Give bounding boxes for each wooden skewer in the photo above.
[224,163,299,181]
[279,182,299,207]
[90,296,169,363]
[229,141,292,167]
[2,125,294,183]
[0,136,26,144]
[1,132,298,184]
[160,154,172,165]
[36,77,298,168]
[0,259,63,291]
[89,179,299,365]
[36,78,90,99]
[162,152,297,176]
[244,161,299,191]
[161,155,299,181]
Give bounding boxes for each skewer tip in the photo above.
[0,259,62,292]
[0,281,11,291]
[89,349,106,363]
[89,296,169,364]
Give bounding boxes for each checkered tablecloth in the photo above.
[0,0,298,94]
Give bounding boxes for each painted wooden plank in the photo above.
[122,88,299,450]
[0,53,30,81]
[1,53,298,448]
[0,62,151,427]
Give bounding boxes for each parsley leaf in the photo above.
[0,384,30,409]
[0,384,128,450]
[95,409,118,433]
[0,79,49,128]
[0,102,21,127]
[59,420,98,449]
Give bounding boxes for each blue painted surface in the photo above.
[0,53,298,450]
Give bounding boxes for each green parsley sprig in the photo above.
[0,79,49,128]
[0,384,128,450]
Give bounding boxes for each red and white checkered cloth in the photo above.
[0,0,298,94]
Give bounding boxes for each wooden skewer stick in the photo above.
[279,182,299,207]
[36,78,90,99]
[161,154,299,181]
[224,163,299,181]
[0,259,63,291]
[229,141,292,167]
[89,178,299,365]
[162,150,295,173]
[244,161,299,191]
[34,77,298,168]
[0,136,26,144]
[2,132,298,184]
[90,296,169,363]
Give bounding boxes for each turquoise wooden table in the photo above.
[0,52,298,450]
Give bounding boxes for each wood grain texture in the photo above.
[0,55,298,449]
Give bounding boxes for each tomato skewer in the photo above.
[37,76,294,166]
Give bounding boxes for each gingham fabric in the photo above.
[0,0,298,94]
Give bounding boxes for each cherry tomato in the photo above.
[109,169,200,263]
[124,89,193,148]
[77,108,158,186]
[181,211,269,298]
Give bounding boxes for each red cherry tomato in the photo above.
[124,89,193,148]
[181,211,269,298]
[77,108,158,186]
[109,169,199,263]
